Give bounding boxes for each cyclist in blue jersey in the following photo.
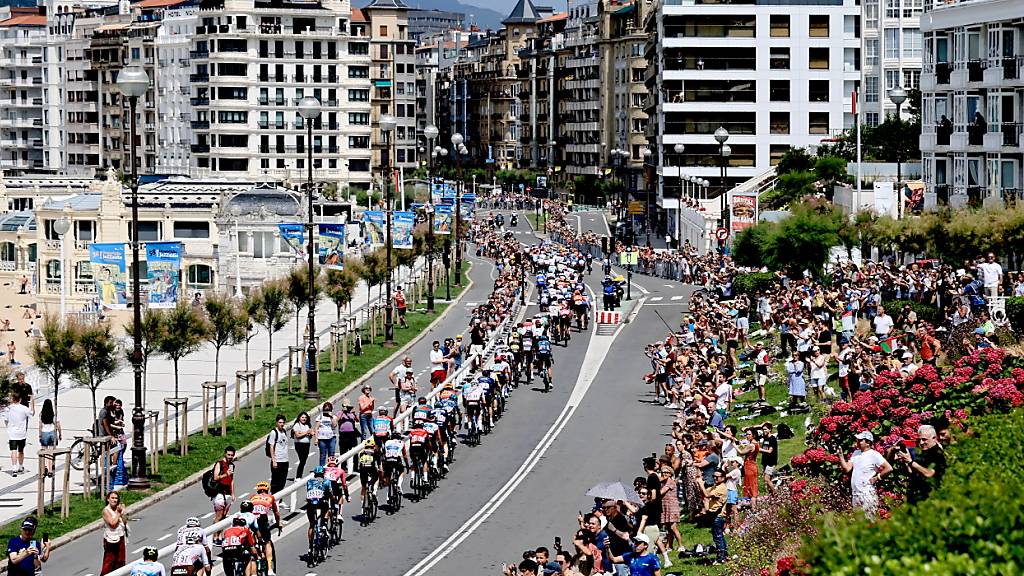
[304,466,333,564]
[535,334,554,384]
[129,547,166,576]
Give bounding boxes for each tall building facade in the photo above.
[365,0,417,182]
[861,0,924,127]
[645,0,860,241]
[919,0,1023,208]
[0,10,47,173]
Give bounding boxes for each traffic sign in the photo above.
[715,227,729,241]
[620,250,638,266]
[627,201,644,215]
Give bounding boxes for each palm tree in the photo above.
[203,293,247,381]
[28,316,78,412]
[252,279,293,364]
[70,322,122,428]
[124,309,166,399]
[159,303,210,442]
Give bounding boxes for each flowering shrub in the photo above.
[792,347,1024,490]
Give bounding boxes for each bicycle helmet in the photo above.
[143,547,159,561]
[412,421,423,429]
[185,516,201,528]
[255,481,270,493]
[313,466,325,476]
[231,515,246,527]
[239,501,254,513]
[365,437,376,447]
[326,456,339,467]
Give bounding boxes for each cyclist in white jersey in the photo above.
[129,547,166,576]
[175,517,212,561]
[171,533,210,575]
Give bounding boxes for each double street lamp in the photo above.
[116,65,150,488]
[423,124,439,313]
[297,96,322,397]
[380,113,397,346]
[451,132,467,287]
[672,143,685,249]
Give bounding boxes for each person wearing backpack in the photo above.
[207,446,235,544]
[267,415,290,494]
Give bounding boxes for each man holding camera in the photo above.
[6,516,50,576]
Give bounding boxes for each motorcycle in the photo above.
[510,214,519,227]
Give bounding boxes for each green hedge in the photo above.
[882,299,942,326]
[801,408,1024,575]
[734,272,777,296]
[1007,297,1024,334]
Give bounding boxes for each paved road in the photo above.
[45,253,498,576]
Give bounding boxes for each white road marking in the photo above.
[631,282,650,295]
[649,296,663,302]
[664,284,674,288]
[401,300,638,576]
[671,295,684,301]
[157,534,172,542]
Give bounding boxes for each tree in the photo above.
[159,303,209,442]
[360,248,389,303]
[814,156,849,189]
[324,266,359,321]
[203,293,247,381]
[124,309,166,399]
[776,146,815,175]
[240,292,260,371]
[732,202,847,278]
[252,279,293,364]
[762,171,818,209]
[29,316,78,411]
[70,322,121,429]
[286,266,321,347]
[732,222,776,268]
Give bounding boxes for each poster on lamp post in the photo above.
[392,211,415,249]
[145,241,182,309]
[729,192,758,234]
[317,223,346,269]
[363,211,385,246]
[278,223,305,256]
[89,243,128,309]
[434,204,453,235]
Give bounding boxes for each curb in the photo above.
[38,264,477,555]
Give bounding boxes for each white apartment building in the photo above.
[919,0,1023,209]
[365,0,418,176]
[0,11,47,174]
[645,0,860,241]
[188,0,374,191]
[861,0,924,126]
[153,4,198,176]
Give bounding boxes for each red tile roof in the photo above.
[538,11,567,24]
[0,14,46,27]
[351,8,367,22]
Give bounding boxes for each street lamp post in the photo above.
[380,113,397,346]
[53,217,70,318]
[297,96,322,397]
[117,65,150,489]
[889,86,907,210]
[642,147,652,245]
[673,144,685,249]
[424,124,439,313]
[451,133,465,286]
[714,126,731,252]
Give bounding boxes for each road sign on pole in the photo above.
[715,227,729,241]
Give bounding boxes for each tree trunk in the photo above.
[173,358,180,443]
[89,387,98,434]
[295,310,301,347]
[268,331,274,365]
[52,376,59,413]
[245,336,250,372]
[214,347,221,381]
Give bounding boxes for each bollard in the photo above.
[341,325,349,371]
[147,410,160,474]
[262,361,274,407]
[299,345,307,393]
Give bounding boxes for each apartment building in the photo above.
[0,10,47,174]
[561,2,601,177]
[408,9,464,41]
[152,3,198,176]
[517,11,565,169]
[187,0,374,191]
[919,0,1023,208]
[365,0,417,178]
[600,0,649,189]
[415,31,470,138]
[645,0,860,242]
[861,0,924,126]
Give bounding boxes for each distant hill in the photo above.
[401,0,506,31]
[0,0,39,7]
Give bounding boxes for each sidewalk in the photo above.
[0,262,430,527]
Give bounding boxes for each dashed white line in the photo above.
[649,296,663,302]
[664,284,675,288]
[157,534,172,542]
[671,295,684,301]
[238,492,249,499]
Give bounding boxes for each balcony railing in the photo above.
[967,59,984,82]
[1004,58,1019,80]
[191,97,209,106]
[191,120,210,129]
[190,144,210,153]
[1000,123,1021,147]
[936,62,951,84]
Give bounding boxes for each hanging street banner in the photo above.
[434,204,453,235]
[460,193,476,218]
[317,223,346,269]
[363,211,385,245]
[278,223,305,255]
[89,243,128,309]
[145,241,182,309]
[393,211,415,249]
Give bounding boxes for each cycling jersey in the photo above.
[409,428,430,447]
[129,561,167,576]
[463,386,484,405]
[431,409,447,426]
[423,422,440,438]
[477,376,495,392]
[412,405,430,422]
[521,338,534,352]
[305,477,332,504]
[383,438,404,460]
[220,526,255,553]
[323,465,344,483]
[171,544,209,569]
[372,416,393,437]
[536,339,552,356]
[249,493,275,517]
[357,448,378,469]
[175,526,207,549]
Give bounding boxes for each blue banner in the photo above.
[89,243,127,309]
[393,211,415,249]
[317,223,346,269]
[363,211,385,245]
[145,241,182,309]
[278,223,304,255]
[434,204,453,235]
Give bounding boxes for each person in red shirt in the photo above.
[394,287,409,328]
[212,446,236,543]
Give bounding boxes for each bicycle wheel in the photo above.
[69,439,86,471]
[361,493,371,526]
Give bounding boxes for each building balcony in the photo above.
[967,59,985,83]
[191,120,210,129]
[935,62,951,85]
[191,144,210,153]
[190,50,209,59]
[191,97,209,106]
[190,74,210,83]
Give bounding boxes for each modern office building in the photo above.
[919,0,1023,208]
[861,0,924,127]
[644,0,860,242]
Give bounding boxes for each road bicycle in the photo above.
[307,511,329,567]
[411,460,427,501]
[465,407,481,446]
[360,484,378,526]
[387,465,403,512]
[328,507,343,547]
[542,365,552,393]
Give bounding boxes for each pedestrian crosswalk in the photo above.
[647,295,686,303]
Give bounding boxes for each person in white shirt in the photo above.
[837,431,892,516]
[714,376,733,417]
[3,392,32,475]
[978,253,1003,297]
[872,307,894,338]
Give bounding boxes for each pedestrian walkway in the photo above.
[0,262,430,527]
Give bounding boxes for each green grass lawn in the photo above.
[0,266,470,545]
[526,212,548,231]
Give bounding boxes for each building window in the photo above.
[173,221,210,239]
[809,112,829,134]
[770,80,790,101]
[348,112,369,125]
[348,66,369,78]
[770,144,789,166]
[865,76,879,103]
[809,15,829,38]
[885,69,899,90]
[884,28,900,59]
[865,0,879,28]
[770,15,789,38]
[809,48,829,69]
[865,39,879,67]
[902,69,920,89]
[809,80,829,102]
[379,25,387,36]
[886,0,899,19]
[902,28,922,59]
[770,112,790,134]
[770,47,790,70]
[348,89,369,102]
[187,264,213,288]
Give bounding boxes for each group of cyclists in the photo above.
[130,208,585,576]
